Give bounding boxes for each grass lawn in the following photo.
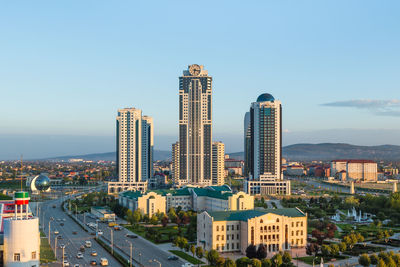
[343,244,386,256]
[296,255,349,265]
[40,237,56,263]
[125,224,188,244]
[169,250,204,265]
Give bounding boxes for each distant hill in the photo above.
[41,143,400,162]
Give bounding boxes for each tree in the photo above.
[356,232,365,243]
[190,244,196,257]
[256,244,268,259]
[216,257,225,267]
[321,245,331,257]
[370,254,379,265]
[282,251,292,265]
[261,259,272,267]
[343,233,358,250]
[180,237,188,251]
[195,246,204,261]
[246,244,257,259]
[224,258,236,267]
[306,243,319,257]
[359,254,371,267]
[330,244,340,257]
[236,257,250,267]
[339,242,347,252]
[168,207,178,223]
[207,249,220,266]
[150,214,159,225]
[250,258,262,267]
[377,259,387,267]
[384,230,391,243]
[271,253,282,267]
[161,216,168,227]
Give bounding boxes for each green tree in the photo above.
[150,214,159,225]
[195,246,204,261]
[321,244,331,257]
[271,253,282,267]
[261,259,272,267]
[359,254,371,267]
[282,251,291,265]
[236,257,250,267]
[370,254,379,265]
[207,249,220,266]
[224,258,236,267]
[250,258,262,267]
[190,244,196,257]
[168,207,178,223]
[216,257,225,267]
[377,258,387,267]
[339,242,347,252]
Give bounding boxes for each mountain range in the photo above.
[41,143,400,162]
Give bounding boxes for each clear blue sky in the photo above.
[1,1,400,159]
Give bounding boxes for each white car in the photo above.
[63,260,70,266]
[76,252,83,259]
[74,264,80,267]
[54,230,59,235]
[59,244,66,249]
[97,231,103,235]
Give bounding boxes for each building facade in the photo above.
[173,64,213,186]
[119,185,254,215]
[197,208,307,256]
[108,108,153,194]
[171,142,180,184]
[244,94,290,195]
[212,142,225,186]
[331,160,377,182]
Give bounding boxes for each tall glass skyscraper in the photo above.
[174,64,213,185]
[244,94,290,195]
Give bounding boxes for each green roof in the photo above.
[207,185,231,192]
[207,208,306,221]
[120,187,191,199]
[120,191,142,199]
[192,187,233,200]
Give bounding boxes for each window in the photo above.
[237,243,240,249]
[227,225,229,231]
[222,226,224,231]
[237,225,240,230]
[276,218,279,222]
[301,221,303,227]
[227,244,229,250]
[291,222,294,227]
[227,235,229,240]
[232,234,234,240]
[217,235,219,241]
[14,253,20,261]
[32,251,36,259]
[216,226,219,231]
[222,235,224,240]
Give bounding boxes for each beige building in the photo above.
[119,185,254,215]
[212,142,225,186]
[331,160,377,182]
[171,142,180,184]
[119,191,166,217]
[197,208,307,256]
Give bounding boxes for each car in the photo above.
[52,205,56,208]
[79,245,85,252]
[90,231,96,235]
[97,231,103,235]
[168,256,179,260]
[62,218,66,221]
[90,260,97,265]
[54,230,59,235]
[60,223,64,226]
[57,235,63,239]
[85,241,92,248]
[91,251,98,256]
[114,226,122,231]
[59,244,66,249]
[63,260,70,266]
[76,252,83,259]
[125,234,138,238]
[74,264,80,267]
[72,231,77,235]
[100,258,108,266]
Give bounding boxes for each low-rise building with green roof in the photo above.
[197,208,307,256]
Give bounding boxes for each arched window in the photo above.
[260,219,263,223]
[276,218,279,222]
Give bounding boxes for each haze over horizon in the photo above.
[1,1,400,159]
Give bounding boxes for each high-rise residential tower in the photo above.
[212,141,225,186]
[173,64,213,186]
[244,94,290,195]
[108,107,153,194]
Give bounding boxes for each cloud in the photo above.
[321,99,400,117]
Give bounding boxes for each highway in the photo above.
[80,214,186,267]
[40,198,122,267]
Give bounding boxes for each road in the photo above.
[80,214,186,267]
[40,198,122,267]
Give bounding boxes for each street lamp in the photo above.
[126,240,133,267]
[149,259,161,267]
[110,228,114,255]
[48,219,52,245]
[54,236,58,260]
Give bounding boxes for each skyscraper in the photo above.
[212,141,225,186]
[244,94,290,195]
[108,107,153,194]
[173,64,213,186]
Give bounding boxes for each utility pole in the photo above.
[62,246,65,267]
[48,220,52,245]
[55,236,58,260]
[110,228,114,255]
[126,241,133,267]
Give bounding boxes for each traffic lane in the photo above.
[43,200,122,267]
[84,216,185,267]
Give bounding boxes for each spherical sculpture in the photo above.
[33,174,51,191]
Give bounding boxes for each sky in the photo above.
[1,1,400,159]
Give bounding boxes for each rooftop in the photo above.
[207,208,306,221]
[256,93,275,102]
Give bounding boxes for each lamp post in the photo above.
[139,252,142,264]
[48,220,52,245]
[110,228,114,255]
[126,240,133,267]
[54,236,58,260]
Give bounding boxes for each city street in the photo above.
[79,214,186,267]
[40,197,122,267]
